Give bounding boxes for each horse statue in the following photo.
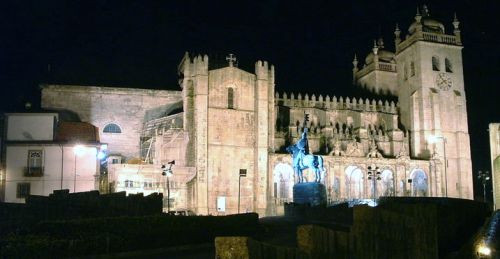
[286,129,326,183]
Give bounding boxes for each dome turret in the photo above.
[408,5,445,34]
[364,38,395,64]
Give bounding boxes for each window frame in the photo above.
[445,58,453,73]
[432,56,440,71]
[28,150,43,168]
[26,150,44,176]
[227,87,234,109]
[16,183,31,198]
[103,123,122,134]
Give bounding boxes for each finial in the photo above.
[415,6,422,23]
[394,23,401,42]
[372,40,379,55]
[453,12,460,29]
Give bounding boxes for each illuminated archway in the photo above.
[345,165,364,199]
[380,169,394,197]
[410,169,428,197]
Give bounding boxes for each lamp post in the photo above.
[367,165,381,200]
[478,170,491,202]
[73,145,86,193]
[238,169,247,214]
[162,160,175,213]
[428,135,447,197]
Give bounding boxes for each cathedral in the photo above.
[40,6,472,216]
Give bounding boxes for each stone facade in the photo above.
[39,6,473,216]
[490,123,500,209]
[41,85,182,160]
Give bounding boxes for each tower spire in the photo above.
[394,23,401,51]
[352,53,359,84]
[453,12,462,44]
[415,6,422,23]
[372,40,379,56]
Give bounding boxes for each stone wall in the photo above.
[281,198,490,258]
[0,189,163,235]
[41,84,182,160]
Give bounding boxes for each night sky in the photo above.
[1,1,500,198]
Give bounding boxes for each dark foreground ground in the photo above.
[1,196,494,258]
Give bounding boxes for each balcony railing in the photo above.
[398,32,460,53]
[24,167,44,177]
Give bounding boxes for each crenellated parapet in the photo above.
[178,52,209,87]
[275,92,398,114]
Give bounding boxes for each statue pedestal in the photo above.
[293,182,327,206]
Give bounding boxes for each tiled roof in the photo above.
[55,122,99,142]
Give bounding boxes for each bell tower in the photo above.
[395,6,472,198]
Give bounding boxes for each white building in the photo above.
[2,112,103,203]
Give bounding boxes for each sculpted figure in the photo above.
[286,114,326,183]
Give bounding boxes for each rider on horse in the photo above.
[296,128,309,169]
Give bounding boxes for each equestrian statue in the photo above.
[286,113,326,183]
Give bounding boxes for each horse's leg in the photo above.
[295,167,301,183]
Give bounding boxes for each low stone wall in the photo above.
[0,189,163,234]
[296,225,350,258]
[278,198,490,258]
[215,236,304,259]
[351,205,438,258]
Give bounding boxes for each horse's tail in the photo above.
[318,155,326,173]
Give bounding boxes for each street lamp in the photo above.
[478,170,491,202]
[367,165,381,200]
[73,145,86,193]
[162,160,175,213]
[428,135,447,197]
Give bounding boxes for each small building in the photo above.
[2,111,103,203]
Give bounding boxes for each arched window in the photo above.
[432,56,440,71]
[410,61,415,76]
[445,58,453,73]
[103,123,122,133]
[227,87,234,109]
